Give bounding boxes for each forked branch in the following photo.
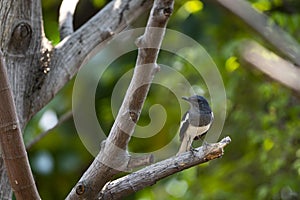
[66,0,174,199]
[30,0,154,119]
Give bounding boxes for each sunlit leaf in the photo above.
[92,0,106,8]
[183,1,203,14]
[252,0,271,12]
[225,56,240,72]
[263,138,274,151]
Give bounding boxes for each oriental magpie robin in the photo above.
[177,95,214,155]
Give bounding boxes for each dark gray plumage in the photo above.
[177,95,213,155]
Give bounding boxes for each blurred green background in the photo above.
[24,0,300,199]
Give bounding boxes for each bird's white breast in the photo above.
[186,123,211,138]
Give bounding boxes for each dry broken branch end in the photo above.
[99,136,231,199]
[202,136,231,160]
[176,136,231,166]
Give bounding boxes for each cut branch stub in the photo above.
[8,22,32,54]
[75,182,86,196]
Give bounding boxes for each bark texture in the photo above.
[0,1,46,198]
[0,0,233,199]
[0,52,40,199]
[0,0,153,198]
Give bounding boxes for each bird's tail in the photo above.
[176,135,192,156]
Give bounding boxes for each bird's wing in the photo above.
[194,111,214,140]
[179,111,189,142]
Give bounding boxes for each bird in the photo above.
[177,95,214,155]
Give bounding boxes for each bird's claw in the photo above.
[190,148,198,157]
[203,140,209,146]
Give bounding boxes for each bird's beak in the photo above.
[181,96,189,101]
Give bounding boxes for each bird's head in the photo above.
[182,95,211,112]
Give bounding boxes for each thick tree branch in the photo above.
[0,0,49,128]
[0,52,40,199]
[212,0,300,67]
[66,0,174,199]
[30,0,153,119]
[59,0,80,40]
[239,40,300,94]
[0,0,47,198]
[99,137,231,200]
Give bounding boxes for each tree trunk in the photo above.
[0,0,46,198]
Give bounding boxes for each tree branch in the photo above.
[212,0,300,67]
[66,0,174,199]
[59,0,80,40]
[239,40,300,94]
[26,111,73,150]
[0,52,40,199]
[30,0,153,119]
[99,137,231,200]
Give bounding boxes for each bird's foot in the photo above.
[202,140,212,151]
[190,148,198,157]
[202,140,209,146]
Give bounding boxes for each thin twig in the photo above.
[26,111,73,150]
[59,0,80,40]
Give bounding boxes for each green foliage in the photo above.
[24,0,300,199]
[92,0,107,8]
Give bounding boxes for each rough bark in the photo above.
[0,0,46,129]
[0,1,46,198]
